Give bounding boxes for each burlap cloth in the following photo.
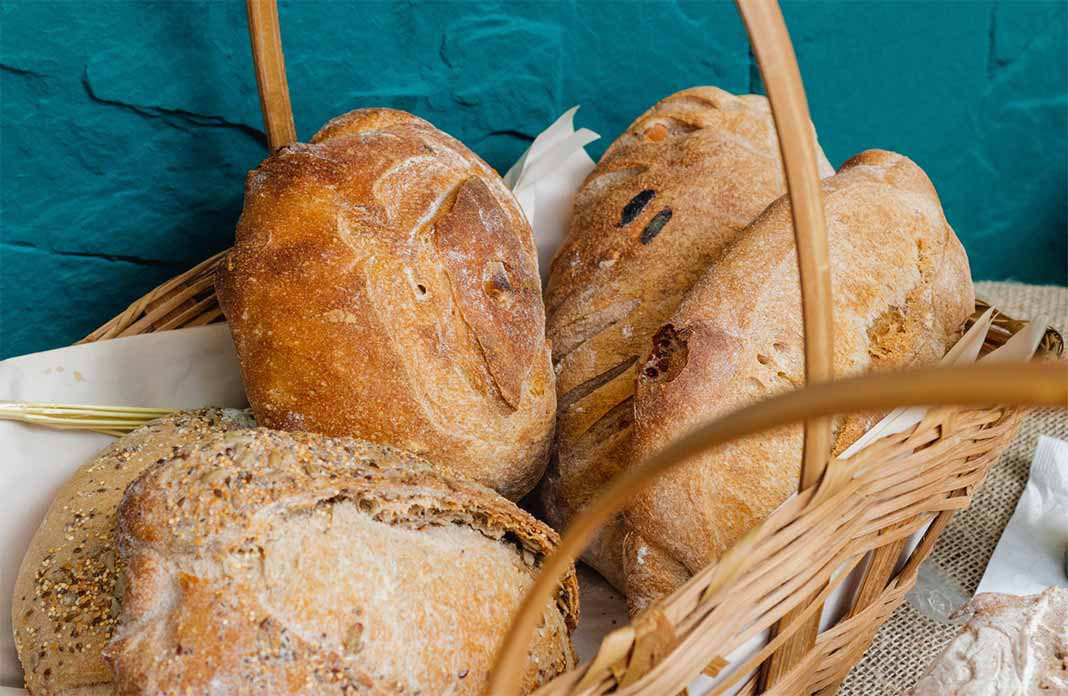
[839,281,1067,695]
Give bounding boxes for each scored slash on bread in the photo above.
[216,108,555,501]
[105,428,578,695]
[539,86,835,590]
[623,150,975,614]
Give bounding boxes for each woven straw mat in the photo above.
[839,281,1067,695]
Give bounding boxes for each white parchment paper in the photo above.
[0,325,246,686]
[503,106,599,281]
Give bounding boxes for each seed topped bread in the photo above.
[12,409,254,695]
[106,428,579,695]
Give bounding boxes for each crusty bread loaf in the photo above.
[623,150,975,613]
[539,87,833,588]
[216,108,555,500]
[105,428,578,695]
[11,409,254,696]
[908,588,1067,694]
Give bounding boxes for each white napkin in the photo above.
[977,436,1068,595]
[0,324,245,686]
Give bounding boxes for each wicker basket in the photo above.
[80,1,1066,694]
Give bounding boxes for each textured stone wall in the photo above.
[2,1,1065,358]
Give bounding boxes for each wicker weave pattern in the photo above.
[80,251,226,343]
[82,255,1055,696]
[524,403,1025,695]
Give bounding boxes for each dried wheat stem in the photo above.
[0,402,173,436]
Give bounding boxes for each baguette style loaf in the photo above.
[12,409,254,696]
[540,87,833,588]
[216,108,555,500]
[623,150,975,613]
[105,428,579,695]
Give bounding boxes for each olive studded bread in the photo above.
[105,428,579,695]
[623,150,975,613]
[539,86,834,588]
[216,108,555,501]
[12,409,255,696]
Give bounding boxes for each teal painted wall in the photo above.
[2,1,1065,359]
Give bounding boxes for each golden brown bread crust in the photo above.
[216,108,555,500]
[538,87,833,587]
[105,428,579,695]
[623,150,975,613]
[11,409,254,696]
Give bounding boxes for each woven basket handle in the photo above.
[735,1,835,681]
[486,362,1065,695]
[738,0,834,491]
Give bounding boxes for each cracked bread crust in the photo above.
[215,107,555,501]
[623,150,974,614]
[106,428,578,695]
[539,86,834,588]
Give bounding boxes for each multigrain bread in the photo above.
[539,87,834,588]
[105,428,578,695]
[216,108,555,501]
[623,150,975,613]
[908,588,1068,694]
[11,409,254,696]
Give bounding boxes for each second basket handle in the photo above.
[737,0,836,684]
[738,0,834,489]
[486,362,1065,695]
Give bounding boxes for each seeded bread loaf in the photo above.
[539,87,833,588]
[11,409,254,695]
[623,150,975,613]
[104,428,578,695]
[216,108,555,501]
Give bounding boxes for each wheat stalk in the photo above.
[0,402,173,436]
